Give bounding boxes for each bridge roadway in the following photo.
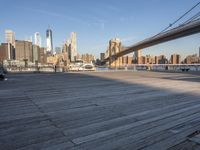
[105,19,200,61]
[0,71,200,150]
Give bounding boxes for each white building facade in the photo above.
[34,32,41,47]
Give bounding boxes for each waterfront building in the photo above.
[144,55,155,64]
[0,43,15,62]
[34,32,41,47]
[81,53,95,63]
[155,55,168,64]
[47,44,69,69]
[47,55,57,65]
[171,54,181,64]
[122,56,133,65]
[184,54,200,64]
[39,47,47,64]
[46,27,53,53]
[15,40,33,62]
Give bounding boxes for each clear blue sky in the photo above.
[1,0,200,59]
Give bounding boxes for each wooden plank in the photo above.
[0,120,51,137]
[0,126,64,149]
[74,111,200,150]
[188,134,200,144]
[72,105,200,145]
[16,137,74,150]
[118,117,200,150]
[167,140,200,150]
[141,121,200,150]
[0,71,200,150]
[63,100,200,139]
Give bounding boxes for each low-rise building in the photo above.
[81,53,95,63]
[184,54,200,64]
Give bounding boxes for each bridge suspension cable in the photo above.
[183,11,200,24]
[159,1,200,34]
[104,1,200,62]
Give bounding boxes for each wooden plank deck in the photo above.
[0,71,200,150]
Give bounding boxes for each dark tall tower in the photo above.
[46,27,53,54]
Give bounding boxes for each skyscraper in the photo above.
[46,27,53,54]
[70,32,77,61]
[5,30,15,59]
[34,32,41,47]
[5,30,15,45]
[32,44,40,63]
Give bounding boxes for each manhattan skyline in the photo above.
[1,0,200,58]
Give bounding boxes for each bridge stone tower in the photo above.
[108,38,122,68]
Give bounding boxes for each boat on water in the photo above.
[69,62,96,71]
[69,64,81,71]
[78,63,96,71]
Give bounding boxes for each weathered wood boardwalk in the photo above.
[0,71,200,150]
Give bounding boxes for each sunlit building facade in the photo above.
[69,32,77,62]
[34,32,41,47]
